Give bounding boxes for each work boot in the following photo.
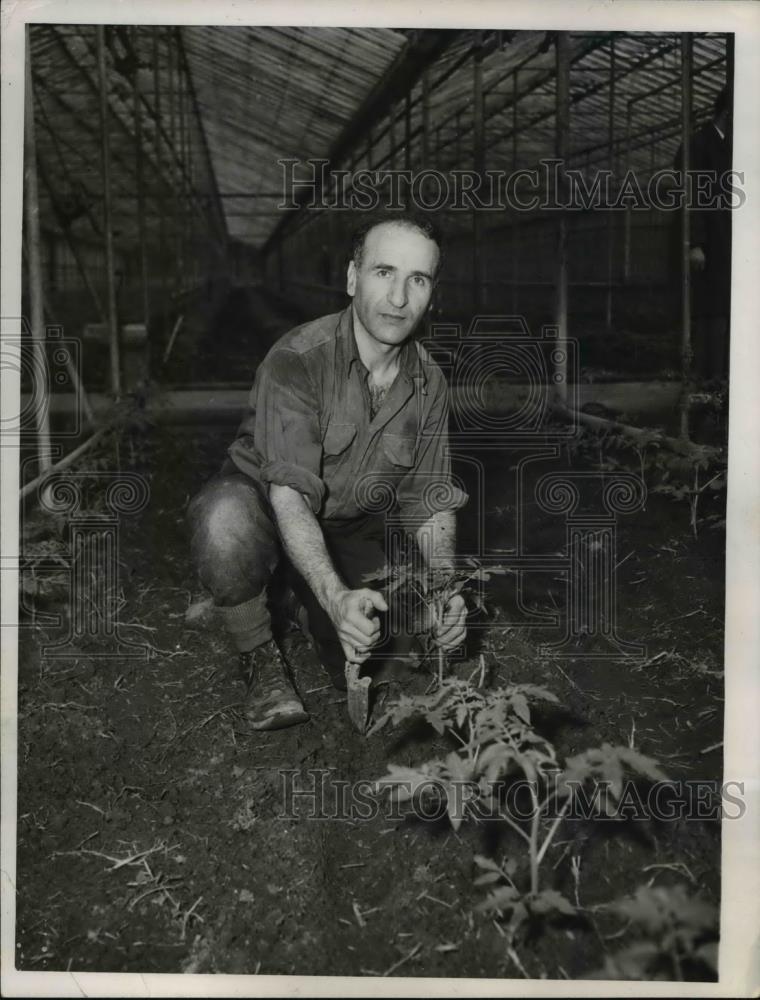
[239,639,309,730]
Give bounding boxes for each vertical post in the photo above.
[23,30,53,474]
[153,29,166,316]
[96,25,121,396]
[679,33,693,440]
[554,32,570,406]
[422,69,431,168]
[168,29,179,295]
[512,69,519,314]
[473,38,485,311]
[36,157,107,319]
[132,27,149,326]
[623,100,632,282]
[389,105,396,170]
[605,35,616,332]
[404,91,412,210]
[177,28,187,292]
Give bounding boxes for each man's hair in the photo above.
[714,84,732,118]
[349,210,444,279]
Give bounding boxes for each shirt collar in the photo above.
[337,305,427,389]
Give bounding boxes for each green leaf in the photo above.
[530,889,576,917]
[588,942,660,981]
[508,901,530,935]
[476,742,517,782]
[426,707,447,735]
[445,782,467,831]
[375,765,438,803]
[476,885,521,915]
[695,941,718,972]
[616,746,669,783]
[515,752,538,783]
[514,684,560,705]
[473,854,502,873]
[473,871,503,886]
[510,693,530,724]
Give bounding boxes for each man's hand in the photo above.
[689,246,707,271]
[432,592,467,652]
[327,588,388,664]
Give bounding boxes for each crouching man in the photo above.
[187,212,468,730]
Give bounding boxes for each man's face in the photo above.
[346,222,438,347]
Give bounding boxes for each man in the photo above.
[674,84,733,382]
[187,213,468,730]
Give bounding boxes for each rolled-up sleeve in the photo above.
[228,349,325,514]
[396,375,468,530]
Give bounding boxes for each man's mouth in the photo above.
[381,313,407,323]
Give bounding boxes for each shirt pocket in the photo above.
[382,432,417,468]
[322,421,357,458]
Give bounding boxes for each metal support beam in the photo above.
[132,26,149,326]
[404,90,412,174]
[605,36,616,332]
[623,99,632,282]
[72,26,199,200]
[263,30,461,254]
[363,39,481,174]
[178,34,188,285]
[153,29,168,313]
[21,244,97,427]
[23,31,53,475]
[35,157,107,320]
[421,70,430,168]
[488,36,677,158]
[679,33,693,440]
[554,32,570,406]
[512,69,519,314]
[473,38,485,311]
[50,22,215,263]
[168,28,179,293]
[389,104,397,170]
[96,25,121,396]
[579,53,726,173]
[32,71,157,218]
[176,29,228,248]
[48,27,184,206]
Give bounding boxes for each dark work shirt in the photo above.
[226,306,468,531]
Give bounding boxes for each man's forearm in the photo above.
[269,484,345,612]
[416,510,457,571]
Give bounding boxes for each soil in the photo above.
[14,289,725,981]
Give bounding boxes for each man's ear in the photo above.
[346,260,357,297]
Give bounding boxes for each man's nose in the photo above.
[388,277,408,309]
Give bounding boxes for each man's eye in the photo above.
[413,276,428,287]
[377,269,390,277]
